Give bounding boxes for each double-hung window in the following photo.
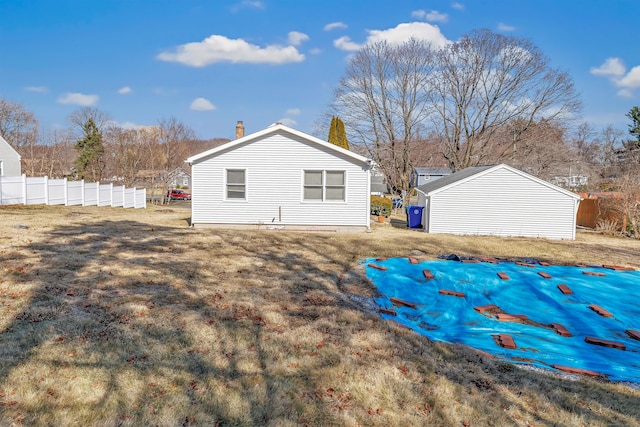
[303,170,345,202]
[226,169,246,200]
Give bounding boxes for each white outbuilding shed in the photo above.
[186,123,373,231]
[0,134,21,176]
[415,164,582,240]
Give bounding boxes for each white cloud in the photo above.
[157,34,305,66]
[591,57,626,77]
[278,117,297,127]
[591,57,640,97]
[285,108,301,116]
[57,92,99,106]
[118,86,132,95]
[324,22,347,31]
[24,86,48,93]
[451,2,464,11]
[333,36,363,52]
[190,97,216,111]
[309,48,322,55]
[497,22,515,32]
[428,11,448,23]
[334,22,449,51]
[618,65,640,89]
[288,31,309,46]
[412,10,448,23]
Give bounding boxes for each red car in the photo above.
[167,189,191,200]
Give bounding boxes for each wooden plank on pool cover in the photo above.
[367,263,387,271]
[516,262,536,268]
[550,323,572,337]
[423,269,435,280]
[603,264,635,271]
[379,308,397,316]
[552,365,601,377]
[538,272,552,279]
[585,336,626,350]
[557,284,573,295]
[497,272,510,280]
[408,257,419,264]
[589,304,613,318]
[625,330,640,341]
[583,271,606,277]
[474,304,501,313]
[438,289,465,297]
[496,313,529,322]
[389,297,416,309]
[496,334,517,349]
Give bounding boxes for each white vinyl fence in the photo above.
[0,175,146,208]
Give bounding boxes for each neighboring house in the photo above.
[0,134,22,176]
[168,166,191,188]
[370,169,387,196]
[416,164,582,240]
[411,166,451,188]
[186,123,373,231]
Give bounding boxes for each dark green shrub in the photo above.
[371,195,392,216]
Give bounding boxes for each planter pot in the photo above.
[377,216,386,223]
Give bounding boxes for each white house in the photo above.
[0,134,21,176]
[186,123,373,231]
[416,164,582,240]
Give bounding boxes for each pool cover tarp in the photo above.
[364,257,640,382]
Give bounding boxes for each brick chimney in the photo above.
[235,121,245,139]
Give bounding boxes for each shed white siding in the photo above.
[190,127,371,230]
[0,135,21,176]
[420,165,580,240]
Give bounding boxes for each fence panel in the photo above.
[66,181,83,206]
[112,185,124,207]
[84,182,98,206]
[0,175,145,209]
[135,188,146,208]
[0,175,25,205]
[26,176,47,205]
[48,179,66,205]
[124,188,135,208]
[98,184,112,206]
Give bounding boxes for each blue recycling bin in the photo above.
[407,205,424,229]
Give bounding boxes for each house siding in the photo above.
[191,131,370,228]
[425,167,578,239]
[0,135,21,176]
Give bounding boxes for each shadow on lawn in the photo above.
[0,220,639,426]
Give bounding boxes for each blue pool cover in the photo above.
[363,257,640,382]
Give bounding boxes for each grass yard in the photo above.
[1,204,639,426]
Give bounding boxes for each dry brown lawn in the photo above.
[1,204,639,426]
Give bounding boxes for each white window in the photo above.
[303,170,345,202]
[226,169,246,200]
[0,160,3,176]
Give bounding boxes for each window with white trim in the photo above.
[226,169,246,200]
[303,170,345,201]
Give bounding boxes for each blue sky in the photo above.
[1,0,638,140]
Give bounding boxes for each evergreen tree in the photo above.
[327,116,337,146]
[74,118,104,181]
[335,116,350,150]
[327,116,350,150]
[627,106,640,143]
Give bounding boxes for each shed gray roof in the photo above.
[414,167,451,175]
[417,166,493,194]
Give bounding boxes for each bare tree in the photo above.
[0,98,39,172]
[331,39,435,202]
[157,117,195,203]
[429,29,582,171]
[68,107,112,137]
